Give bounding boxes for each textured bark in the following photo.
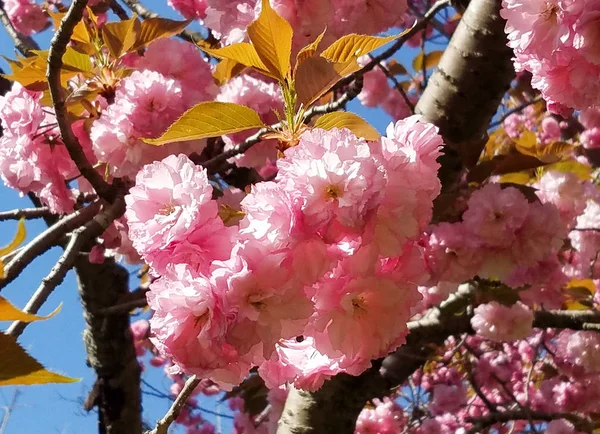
[416,0,515,186]
[76,258,142,434]
[276,0,515,432]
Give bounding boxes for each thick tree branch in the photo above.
[75,198,142,434]
[47,0,116,202]
[0,0,39,56]
[415,0,515,185]
[146,375,200,434]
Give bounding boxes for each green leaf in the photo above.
[130,17,191,52]
[412,50,444,71]
[143,102,265,146]
[0,297,61,322]
[0,333,79,386]
[313,112,379,141]
[247,0,293,80]
[320,33,398,64]
[102,15,141,58]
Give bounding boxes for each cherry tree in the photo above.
[1,0,600,433]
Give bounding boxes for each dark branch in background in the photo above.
[466,410,595,433]
[371,57,416,114]
[0,0,39,56]
[489,97,543,129]
[47,0,116,202]
[7,199,123,338]
[108,0,129,21]
[119,0,218,47]
[0,202,101,293]
[333,0,451,92]
[146,375,200,434]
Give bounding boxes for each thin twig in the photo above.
[0,202,101,293]
[146,375,201,434]
[47,0,116,201]
[333,0,451,92]
[370,56,416,114]
[7,198,125,338]
[0,207,52,221]
[0,0,39,56]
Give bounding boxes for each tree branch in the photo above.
[0,207,52,221]
[0,0,39,56]
[146,375,200,434]
[47,0,116,202]
[75,198,142,434]
[466,410,594,433]
[0,202,101,293]
[6,200,124,338]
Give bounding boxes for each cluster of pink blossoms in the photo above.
[168,0,408,50]
[4,0,49,36]
[91,38,217,179]
[422,182,567,285]
[125,116,443,390]
[501,0,600,113]
[0,83,86,213]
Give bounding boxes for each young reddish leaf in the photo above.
[0,333,79,386]
[295,28,326,71]
[294,56,361,107]
[387,60,408,75]
[201,43,276,79]
[320,33,398,64]
[101,15,141,58]
[213,58,247,85]
[143,102,265,146]
[247,0,293,80]
[313,112,379,141]
[47,10,91,45]
[0,297,62,322]
[130,17,191,52]
[412,50,444,71]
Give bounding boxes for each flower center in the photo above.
[541,2,559,20]
[324,184,343,201]
[157,202,176,216]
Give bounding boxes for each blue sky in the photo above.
[0,2,420,432]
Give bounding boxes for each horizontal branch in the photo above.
[0,207,52,221]
[466,410,594,432]
[0,202,101,293]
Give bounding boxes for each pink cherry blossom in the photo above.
[471,301,534,342]
[4,0,49,36]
